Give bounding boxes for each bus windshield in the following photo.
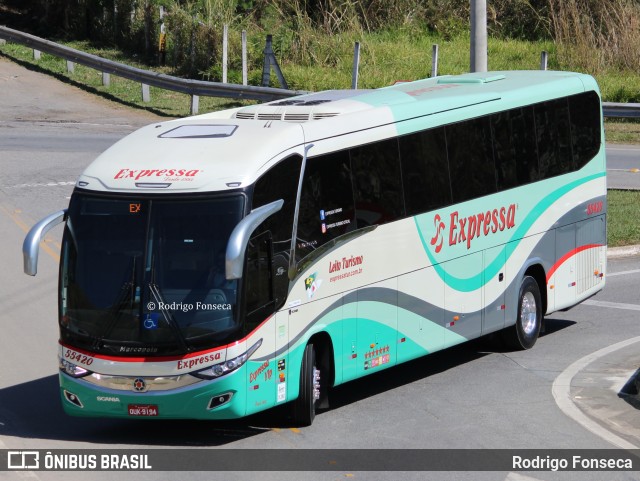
[59,193,245,356]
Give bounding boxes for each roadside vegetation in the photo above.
[0,1,638,247]
[604,120,640,145]
[1,27,637,142]
[1,1,639,99]
[608,190,640,247]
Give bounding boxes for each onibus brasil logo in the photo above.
[430,203,517,253]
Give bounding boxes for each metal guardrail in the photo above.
[0,26,304,114]
[1,25,639,118]
[602,102,640,119]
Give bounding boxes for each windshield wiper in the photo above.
[147,253,190,352]
[93,255,138,349]
[148,281,190,352]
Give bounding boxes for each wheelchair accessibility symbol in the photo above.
[143,313,159,330]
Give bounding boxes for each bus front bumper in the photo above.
[58,370,247,420]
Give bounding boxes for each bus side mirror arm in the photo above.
[226,199,284,280]
[23,209,67,276]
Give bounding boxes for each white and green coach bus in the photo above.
[24,70,606,425]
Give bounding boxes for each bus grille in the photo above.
[576,216,605,296]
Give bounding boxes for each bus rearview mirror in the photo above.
[225,199,283,280]
[23,209,67,276]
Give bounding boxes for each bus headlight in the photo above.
[192,339,262,380]
[59,358,92,378]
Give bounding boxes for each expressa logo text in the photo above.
[430,204,517,253]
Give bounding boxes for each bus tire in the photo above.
[293,343,319,427]
[503,275,542,350]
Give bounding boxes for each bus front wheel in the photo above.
[292,343,320,426]
[503,275,542,350]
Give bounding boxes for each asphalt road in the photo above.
[1,58,640,481]
[607,144,640,190]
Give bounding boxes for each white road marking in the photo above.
[582,299,640,311]
[0,119,138,128]
[607,268,640,277]
[551,336,640,450]
[6,181,75,189]
[505,473,547,481]
[607,147,640,152]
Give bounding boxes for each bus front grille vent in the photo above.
[313,112,340,120]
[257,113,283,121]
[283,113,311,122]
[234,109,342,122]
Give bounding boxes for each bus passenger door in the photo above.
[444,253,483,347]
[243,233,277,413]
[483,246,506,334]
[274,309,289,405]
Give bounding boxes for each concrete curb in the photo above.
[608,245,640,258]
[552,336,640,450]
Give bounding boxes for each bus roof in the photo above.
[77,70,599,194]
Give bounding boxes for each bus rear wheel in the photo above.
[503,275,542,350]
[292,343,320,426]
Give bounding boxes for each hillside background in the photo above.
[0,0,639,101]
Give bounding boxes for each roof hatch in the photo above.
[159,124,238,138]
[437,74,506,84]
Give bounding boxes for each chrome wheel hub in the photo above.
[520,291,537,335]
[313,367,321,401]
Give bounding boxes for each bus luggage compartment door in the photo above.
[444,253,483,347]
[483,245,506,334]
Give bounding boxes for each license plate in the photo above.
[128,404,159,417]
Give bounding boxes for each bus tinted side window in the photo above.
[399,127,451,215]
[253,155,302,309]
[569,91,601,169]
[296,150,355,262]
[350,138,405,227]
[292,91,602,265]
[446,116,497,203]
[491,106,539,189]
[535,97,574,178]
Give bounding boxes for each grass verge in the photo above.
[608,190,640,247]
[605,120,640,145]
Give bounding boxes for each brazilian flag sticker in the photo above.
[304,272,322,299]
